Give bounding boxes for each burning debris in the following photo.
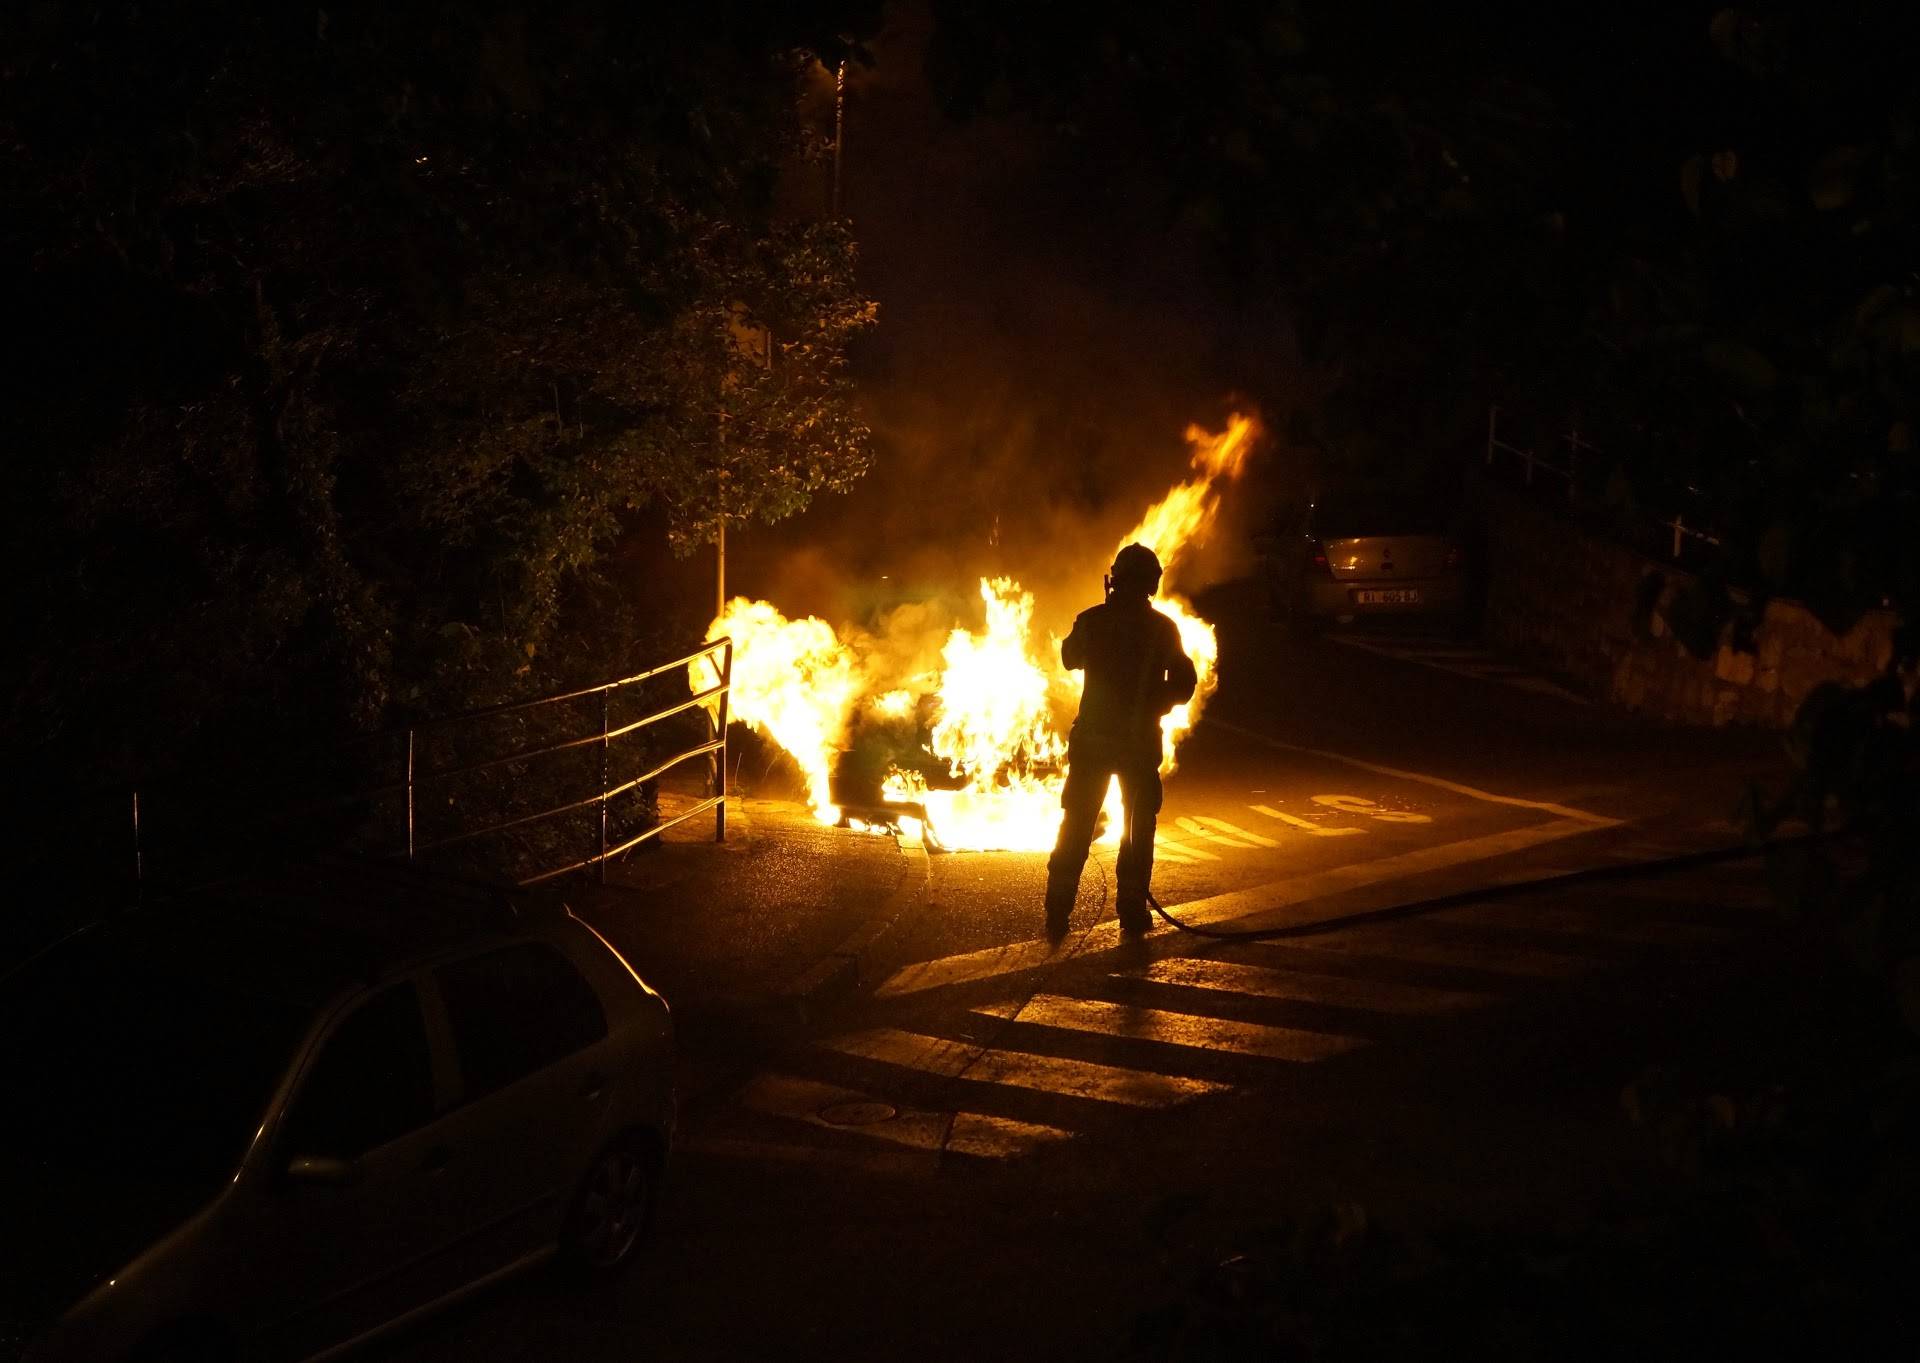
[691,413,1261,851]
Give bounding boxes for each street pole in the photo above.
[715,413,726,620]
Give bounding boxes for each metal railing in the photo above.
[122,637,732,894]
[404,637,733,885]
[1486,403,1591,497]
[1485,405,1722,562]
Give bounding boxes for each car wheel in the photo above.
[560,1132,660,1280]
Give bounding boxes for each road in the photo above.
[378,594,1787,1362]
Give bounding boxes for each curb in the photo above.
[1150,835,1782,944]
[778,842,933,1023]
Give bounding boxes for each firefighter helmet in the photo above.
[1109,543,1163,596]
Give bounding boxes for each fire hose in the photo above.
[1141,832,1823,943]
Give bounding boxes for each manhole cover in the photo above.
[817,1100,897,1127]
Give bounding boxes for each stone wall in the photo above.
[1480,483,1898,727]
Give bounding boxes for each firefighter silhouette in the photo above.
[1045,544,1197,938]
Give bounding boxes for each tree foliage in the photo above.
[925,1,1919,626]
[1608,4,1920,630]
[1,0,878,785]
[926,0,1566,485]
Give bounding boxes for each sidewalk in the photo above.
[562,785,1775,1086]
[565,797,923,1089]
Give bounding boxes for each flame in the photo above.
[868,689,916,719]
[693,413,1259,850]
[694,598,861,822]
[880,578,1078,851]
[926,579,1067,791]
[1127,414,1260,581]
[1122,412,1258,773]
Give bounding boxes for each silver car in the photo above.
[8,861,674,1363]
[1262,490,1472,630]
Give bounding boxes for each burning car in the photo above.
[691,415,1262,852]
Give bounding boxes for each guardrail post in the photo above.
[716,640,731,843]
[132,787,143,893]
[1671,515,1685,559]
[405,728,416,861]
[598,687,611,884]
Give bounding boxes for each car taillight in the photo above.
[1307,540,1333,577]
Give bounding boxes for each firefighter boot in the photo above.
[1114,894,1152,937]
[1043,864,1079,941]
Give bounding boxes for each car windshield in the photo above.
[0,934,310,1187]
[1311,493,1450,539]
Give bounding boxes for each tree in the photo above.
[922,1,1919,630]
[1601,3,1920,630]
[0,1,880,789]
[924,0,1568,488]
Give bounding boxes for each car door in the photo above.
[250,980,463,1361]
[422,939,617,1279]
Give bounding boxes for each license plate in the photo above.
[1355,589,1421,605]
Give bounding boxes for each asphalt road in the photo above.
[376,595,1788,1362]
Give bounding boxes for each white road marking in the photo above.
[990,994,1367,1063]
[822,1026,1227,1107]
[1175,816,1260,849]
[871,819,1616,997]
[875,938,1069,998]
[945,1112,1077,1159]
[1158,831,1222,860]
[1154,837,1216,864]
[1146,819,1617,933]
[1129,957,1494,1014]
[961,1046,1229,1107]
[1208,720,1619,825]
[1252,804,1367,837]
[731,1072,1078,1161]
[822,1026,977,1077]
[1311,794,1432,824]
[1188,816,1281,848]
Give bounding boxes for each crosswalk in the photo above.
[680,862,1766,1176]
[1154,803,1403,865]
[1328,631,1589,703]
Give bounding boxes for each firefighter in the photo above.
[1045,543,1197,939]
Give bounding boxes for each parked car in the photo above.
[1259,489,1474,631]
[5,860,674,1363]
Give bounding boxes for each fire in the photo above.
[881,578,1078,851]
[693,598,861,822]
[691,413,1259,850]
[868,689,915,719]
[1124,412,1260,769]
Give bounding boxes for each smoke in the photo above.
[729,5,1283,643]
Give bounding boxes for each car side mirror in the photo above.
[285,1154,359,1187]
